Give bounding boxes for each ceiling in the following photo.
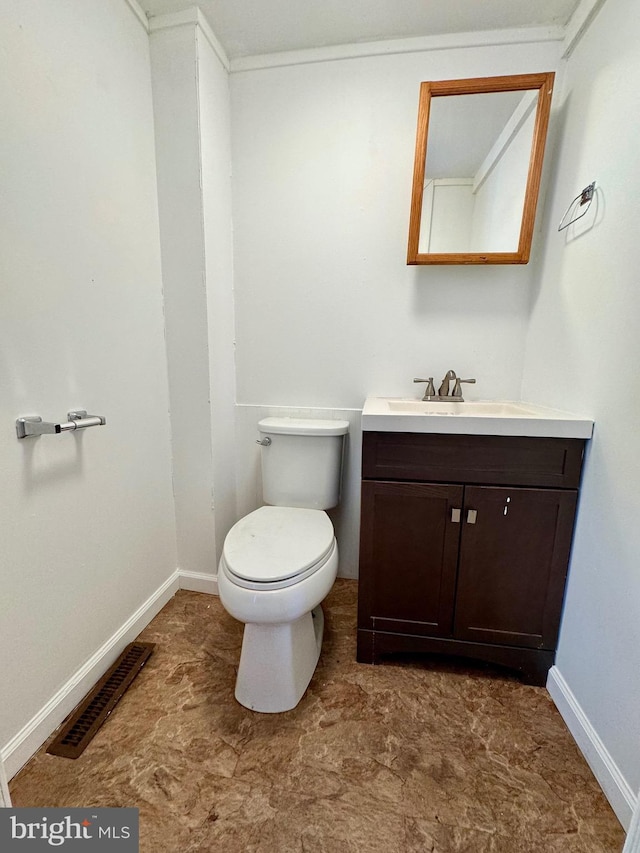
[138,0,583,60]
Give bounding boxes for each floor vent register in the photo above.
[47,641,155,759]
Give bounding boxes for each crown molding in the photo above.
[123,0,150,32]
[131,2,605,71]
[230,26,564,73]
[148,7,230,71]
[562,0,608,57]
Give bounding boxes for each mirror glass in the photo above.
[407,73,555,265]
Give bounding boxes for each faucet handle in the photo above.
[413,377,438,401]
[452,377,476,399]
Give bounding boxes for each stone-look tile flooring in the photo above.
[11,581,624,852]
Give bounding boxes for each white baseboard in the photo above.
[0,758,11,807]
[624,800,640,853]
[547,665,636,829]
[178,570,218,595]
[1,570,181,781]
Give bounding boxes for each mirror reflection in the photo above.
[407,73,555,265]
[420,90,537,254]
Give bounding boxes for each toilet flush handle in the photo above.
[256,437,272,447]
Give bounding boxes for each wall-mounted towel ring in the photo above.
[558,182,596,231]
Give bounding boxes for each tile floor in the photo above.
[11,580,625,852]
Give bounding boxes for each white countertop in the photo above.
[361,397,594,439]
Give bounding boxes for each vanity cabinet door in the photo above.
[358,480,463,637]
[453,486,578,649]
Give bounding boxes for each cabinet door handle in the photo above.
[466,509,478,524]
[451,508,461,523]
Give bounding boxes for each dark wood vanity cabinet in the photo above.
[357,432,586,685]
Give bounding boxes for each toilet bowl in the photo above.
[218,506,339,712]
[217,417,349,713]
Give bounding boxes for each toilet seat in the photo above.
[222,506,335,591]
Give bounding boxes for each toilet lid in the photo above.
[223,506,335,584]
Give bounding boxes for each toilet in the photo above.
[218,416,349,713]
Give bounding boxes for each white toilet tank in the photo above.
[258,417,349,509]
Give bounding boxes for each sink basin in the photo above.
[362,397,594,438]
[386,400,543,417]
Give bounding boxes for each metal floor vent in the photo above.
[47,641,155,759]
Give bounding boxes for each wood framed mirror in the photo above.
[407,72,555,265]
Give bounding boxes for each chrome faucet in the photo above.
[438,370,476,401]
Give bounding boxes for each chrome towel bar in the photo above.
[16,410,106,439]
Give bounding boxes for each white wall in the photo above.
[149,13,236,577]
[470,108,535,251]
[230,40,562,572]
[197,27,238,566]
[522,0,640,823]
[230,41,562,412]
[0,0,177,770]
[150,20,218,578]
[421,180,475,253]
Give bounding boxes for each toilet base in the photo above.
[235,606,324,713]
